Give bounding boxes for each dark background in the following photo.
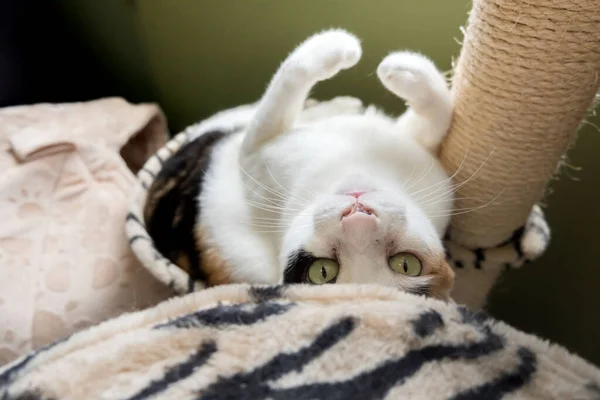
[0,0,148,109]
[3,0,600,365]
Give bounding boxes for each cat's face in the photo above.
[281,174,454,300]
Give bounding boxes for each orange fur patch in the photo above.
[422,253,455,301]
[194,226,235,286]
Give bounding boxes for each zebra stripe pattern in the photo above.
[0,284,598,399]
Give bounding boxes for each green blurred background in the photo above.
[57,1,600,364]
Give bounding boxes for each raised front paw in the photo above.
[287,29,362,82]
[377,51,446,104]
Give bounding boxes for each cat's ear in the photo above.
[377,52,453,154]
[239,30,362,159]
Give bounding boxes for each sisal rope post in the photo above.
[440,0,600,307]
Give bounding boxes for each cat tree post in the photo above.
[440,0,600,308]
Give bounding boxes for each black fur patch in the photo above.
[450,347,537,400]
[250,285,286,302]
[585,382,600,398]
[126,212,144,226]
[283,249,319,284]
[154,302,295,329]
[458,306,491,326]
[498,226,525,259]
[128,235,152,245]
[0,391,55,400]
[197,317,356,400]
[412,310,445,338]
[143,130,229,283]
[444,248,451,260]
[186,276,196,293]
[0,333,73,390]
[406,283,431,297]
[473,248,485,269]
[124,341,217,400]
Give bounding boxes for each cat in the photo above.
[144,29,456,300]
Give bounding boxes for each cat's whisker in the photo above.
[242,212,317,224]
[238,177,289,207]
[403,162,418,189]
[199,165,287,210]
[241,193,298,210]
[241,213,328,230]
[239,163,289,200]
[409,147,469,199]
[411,149,471,204]
[239,163,310,208]
[264,161,318,202]
[247,216,295,222]
[425,189,504,218]
[246,208,303,219]
[415,149,495,208]
[245,218,323,232]
[420,195,496,208]
[405,158,435,192]
[413,180,463,208]
[254,230,294,234]
[264,161,315,204]
[245,199,305,212]
[244,201,305,216]
[241,223,289,229]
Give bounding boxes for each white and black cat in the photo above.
[145,29,455,300]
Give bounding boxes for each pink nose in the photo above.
[346,191,367,198]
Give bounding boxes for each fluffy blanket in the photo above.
[1,283,599,399]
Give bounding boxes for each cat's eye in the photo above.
[307,259,339,284]
[388,253,422,276]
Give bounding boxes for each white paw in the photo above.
[288,29,362,82]
[522,205,550,258]
[377,51,443,103]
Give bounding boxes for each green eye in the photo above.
[307,259,339,284]
[388,253,422,276]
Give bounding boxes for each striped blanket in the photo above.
[0,283,599,399]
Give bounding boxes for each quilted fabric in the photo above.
[0,98,172,365]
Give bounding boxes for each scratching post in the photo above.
[440,0,600,307]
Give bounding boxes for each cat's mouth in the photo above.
[341,202,376,219]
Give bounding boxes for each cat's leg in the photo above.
[377,52,452,153]
[240,29,362,156]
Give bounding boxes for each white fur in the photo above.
[198,30,454,290]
